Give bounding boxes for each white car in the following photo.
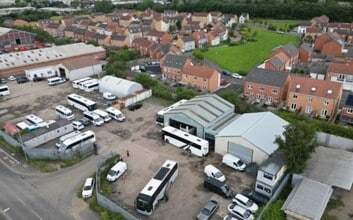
[103,92,116,100]
[82,177,95,198]
[227,203,254,220]
[8,75,16,81]
[232,194,258,213]
[232,73,243,79]
[72,121,84,130]
[204,164,226,182]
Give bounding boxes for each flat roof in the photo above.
[282,178,332,220]
[0,43,105,71]
[303,146,353,190]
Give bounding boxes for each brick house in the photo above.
[131,38,154,57]
[314,32,344,56]
[223,14,238,27]
[94,33,110,46]
[264,56,286,71]
[311,15,329,32]
[37,19,53,30]
[64,26,75,38]
[181,65,220,92]
[0,27,36,49]
[175,35,195,52]
[304,27,322,39]
[269,43,298,70]
[45,23,64,37]
[191,12,211,27]
[148,42,161,60]
[160,54,192,80]
[208,30,220,46]
[298,43,313,62]
[110,34,130,48]
[146,30,171,44]
[326,62,353,91]
[286,76,342,118]
[155,18,170,32]
[119,15,134,27]
[340,93,353,124]
[244,68,291,105]
[210,11,223,22]
[192,31,208,48]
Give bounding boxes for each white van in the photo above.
[106,161,127,182]
[83,111,104,126]
[222,153,246,171]
[48,77,66,86]
[204,164,226,182]
[0,85,10,96]
[106,107,125,122]
[55,105,75,120]
[93,109,111,122]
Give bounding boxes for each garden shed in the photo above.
[99,75,143,98]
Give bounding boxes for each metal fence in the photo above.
[96,152,138,220]
[316,131,353,151]
[0,130,95,160]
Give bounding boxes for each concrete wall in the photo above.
[316,131,353,152]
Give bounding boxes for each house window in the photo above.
[256,94,261,100]
[259,86,265,92]
[256,184,264,190]
[202,85,207,89]
[247,84,253,89]
[321,109,328,117]
[307,97,313,102]
[338,74,345,81]
[324,100,330,105]
[347,108,353,114]
[271,89,278,94]
[290,103,297,110]
[264,187,271,194]
[293,94,298,99]
[305,106,312,114]
[203,79,206,82]
[263,173,273,180]
[194,77,197,80]
[184,75,187,79]
[347,75,353,82]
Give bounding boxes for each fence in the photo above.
[0,130,95,160]
[316,131,353,152]
[96,152,138,220]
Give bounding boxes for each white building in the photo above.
[215,111,289,164]
[57,57,103,81]
[99,75,143,98]
[25,66,56,80]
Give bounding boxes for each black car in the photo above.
[0,78,6,84]
[79,117,91,126]
[33,76,44,82]
[16,76,29,84]
[241,188,269,205]
[222,70,231,76]
[128,103,142,111]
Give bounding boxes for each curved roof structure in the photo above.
[99,75,143,98]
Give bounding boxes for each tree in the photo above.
[133,73,157,89]
[274,121,317,173]
[70,0,80,8]
[94,0,113,13]
[192,49,204,65]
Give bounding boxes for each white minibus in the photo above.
[93,109,111,122]
[48,77,66,86]
[106,107,125,122]
[0,85,10,96]
[83,111,104,126]
[55,105,75,120]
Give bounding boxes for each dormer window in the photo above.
[310,87,316,92]
[327,89,333,95]
[308,97,313,102]
[296,84,301,89]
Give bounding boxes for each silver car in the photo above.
[197,200,219,220]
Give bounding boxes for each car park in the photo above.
[127,102,142,111]
[241,188,269,205]
[103,92,116,100]
[82,177,95,199]
[106,161,127,182]
[227,203,254,220]
[16,76,29,84]
[222,154,246,171]
[204,164,226,182]
[232,73,243,79]
[72,121,84,130]
[8,75,16,81]
[232,194,258,213]
[204,177,234,199]
[197,200,219,220]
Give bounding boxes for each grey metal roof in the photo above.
[303,146,353,190]
[216,111,289,155]
[300,43,313,54]
[282,43,298,57]
[246,68,289,87]
[260,151,285,175]
[162,54,188,69]
[269,56,284,69]
[165,94,234,127]
[282,178,332,220]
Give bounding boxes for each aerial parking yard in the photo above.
[0,79,255,219]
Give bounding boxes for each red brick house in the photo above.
[304,27,322,39]
[131,38,154,57]
[192,31,208,48]
[326,62,353,91]
[298,43,313,62]
[110,34,130,48]
[244,68,291,105]
[340,93,353,124]
[181,65,220,92]
[286,76,342,119]
[45,23,64,37]
[146,30,171,44]
[160,54,192,80]
[314,32,344,56]
[264,56,286,71]
[269,43,298,70]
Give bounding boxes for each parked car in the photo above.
[223,214,242,220]
[16,76,29,84]
[127,102,142,111]
[204,177,234,199]
[204,164,226,182]
[241,188,269,205]
[0,78,7,83]
[244,162,259,177]
[227,203,254,220]
[82,177,95,198]
[222,70,231,76]
[103,92,116,100]
[72,121,84,131]
[222,154,246,171]
[232,194,258,213]
[33,76,45,82]
[8,76,16,81]
[79,117,91,126]
[232,73,243,79]
[197,200,219,220]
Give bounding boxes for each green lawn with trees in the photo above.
[203,28,299,74]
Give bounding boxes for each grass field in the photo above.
[203,29,299,74]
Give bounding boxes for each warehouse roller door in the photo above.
[228,142,253,164]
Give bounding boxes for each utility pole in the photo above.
[18,132,28,162]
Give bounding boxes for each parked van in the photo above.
[93,109,111,122]
[55,105,75,120]
[106,107,125,122]
[204,177,234,199]
[222,154,246,171]
[106,161,128,182]
[204,164,226,182]
[48,77,66,86]
[83,111,104,126]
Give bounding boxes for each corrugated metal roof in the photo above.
[216,112,289,155]
[282,178,332,220]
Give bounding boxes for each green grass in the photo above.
[204,28,299,74]
[265,20,298,31]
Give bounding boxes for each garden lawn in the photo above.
[204,28,299,74]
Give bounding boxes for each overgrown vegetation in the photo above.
[105,48,137,78]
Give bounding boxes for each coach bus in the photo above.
[72,77,92,89]
[67,93,97,112]
[60,130,96,151]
